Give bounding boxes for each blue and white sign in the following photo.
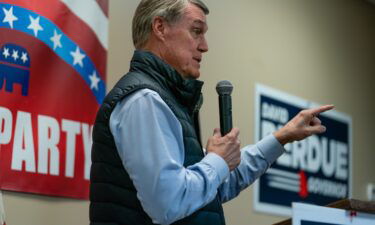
[253,84,352,216]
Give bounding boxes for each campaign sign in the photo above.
[0,1,108,199]
[292,203,375,225]
[253,84,352,216]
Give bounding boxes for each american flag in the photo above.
[0,0,108,199]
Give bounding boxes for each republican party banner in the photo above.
[0,0,108,199]
[253,84,352,216]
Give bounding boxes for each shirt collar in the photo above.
[130,50,204,112]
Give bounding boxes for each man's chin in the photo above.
[183,71,200,80]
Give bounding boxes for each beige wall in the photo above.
[3,0,375,224]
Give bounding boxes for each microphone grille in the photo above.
[216,80,233,95]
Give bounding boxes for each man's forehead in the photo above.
[184,3,207,24]
[193,20,206,25]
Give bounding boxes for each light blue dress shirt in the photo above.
[110,89,284,225]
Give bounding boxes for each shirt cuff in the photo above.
[257,134,285,165]
[201,152,230,184]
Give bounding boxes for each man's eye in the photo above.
[192,28,202,35]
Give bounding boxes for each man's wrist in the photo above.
[273,128,290,146]
[202,153,230,184]
[256,134,286,165]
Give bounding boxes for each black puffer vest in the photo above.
[90,50,225,225]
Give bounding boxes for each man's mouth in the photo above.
[193,57,201,63]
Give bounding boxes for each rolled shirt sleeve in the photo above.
[218,134,285,203]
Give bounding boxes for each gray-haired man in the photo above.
[89,1,333,224]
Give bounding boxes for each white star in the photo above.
[50,29,62,50]
[2,6,18,29]
[89,71,100,90]
[12,49,19,61]
[70,47,86,67]
[2,47,10,58]
[27,15,43,37]
[21,52,28,63]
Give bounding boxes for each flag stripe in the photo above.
[61,0,108,50]
[3,0,107,80]
[0,3,106,103]
[0,61,30,70]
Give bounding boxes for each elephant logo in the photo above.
[0,43,30,96]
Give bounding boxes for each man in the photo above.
[89,0,334,225]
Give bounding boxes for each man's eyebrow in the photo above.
[193,20,206,25]
[192,20,208,30]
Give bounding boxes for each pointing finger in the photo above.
[307,105,334,117]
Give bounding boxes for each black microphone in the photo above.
[216,80,233,136]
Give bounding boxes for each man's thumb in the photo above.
[213,128,221,137]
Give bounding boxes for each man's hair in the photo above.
[132,0,209,49]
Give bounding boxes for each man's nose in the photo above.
[198,37,208,53]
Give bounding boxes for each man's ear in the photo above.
[151,16,168,42]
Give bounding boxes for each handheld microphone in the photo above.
[216,80,233,136]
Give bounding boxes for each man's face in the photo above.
[161,3,208,79]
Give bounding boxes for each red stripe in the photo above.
[0,61,30,70]
[96,0,109,17]
[7,0,107,82]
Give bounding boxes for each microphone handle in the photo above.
[218,94,232,136]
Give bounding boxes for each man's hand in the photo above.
[206,128,241,171]
[274,105,335,145]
